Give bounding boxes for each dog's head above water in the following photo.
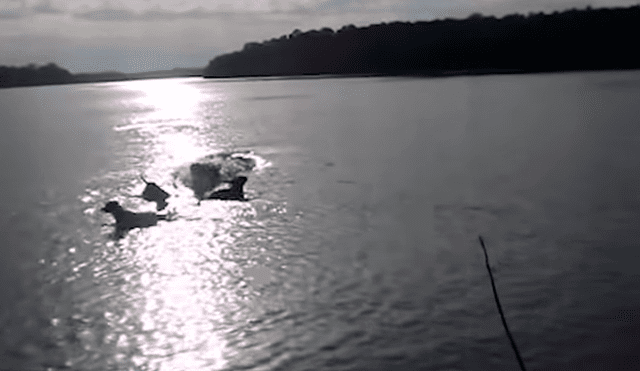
[101,201,123,214]
[231,176,248,187]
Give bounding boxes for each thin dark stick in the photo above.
[478,235,527,371]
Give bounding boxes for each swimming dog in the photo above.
[207,176,247,201]
[189,162,223,200]
[140,176,170,211]
[173,152,256,200]
[101,201,171,238]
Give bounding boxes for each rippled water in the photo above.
[1,71,640,370]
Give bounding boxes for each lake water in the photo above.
[1,71,639,370]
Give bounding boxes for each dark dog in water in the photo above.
[174,152,256,200]
[141,176,170,211]
[189,162,223,200]
[207,176,247,201]
[101,201,171,238]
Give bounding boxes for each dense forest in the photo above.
[4,5,638,88]
[203,5,640,78]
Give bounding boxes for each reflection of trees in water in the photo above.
[204,5,640,78]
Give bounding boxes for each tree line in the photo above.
[203,5,640,78]
[0,63,76,88]
[0,63,131,89]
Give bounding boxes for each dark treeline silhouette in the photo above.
[0,63,75,88]
[203,5,640,78]
[1,64,202,89]
[74,71,128,84]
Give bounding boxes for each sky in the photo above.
[1,0,638,73]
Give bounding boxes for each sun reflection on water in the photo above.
[91,78,257,370]
[156,132,207,167]
[129,78,204,124]
[119,205,266,371]
[51,77,288,371]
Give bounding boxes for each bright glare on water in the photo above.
[67,79,276,370]
[1,72,640,371]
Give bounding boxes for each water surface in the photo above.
[1,71,639,370]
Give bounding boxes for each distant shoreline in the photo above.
[3,67,640,89]
[5,5,640,89]
[201,67,640,82]
[0,75,197,90]
[0,65,203,90]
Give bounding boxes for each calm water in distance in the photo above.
[1,71,639,370]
